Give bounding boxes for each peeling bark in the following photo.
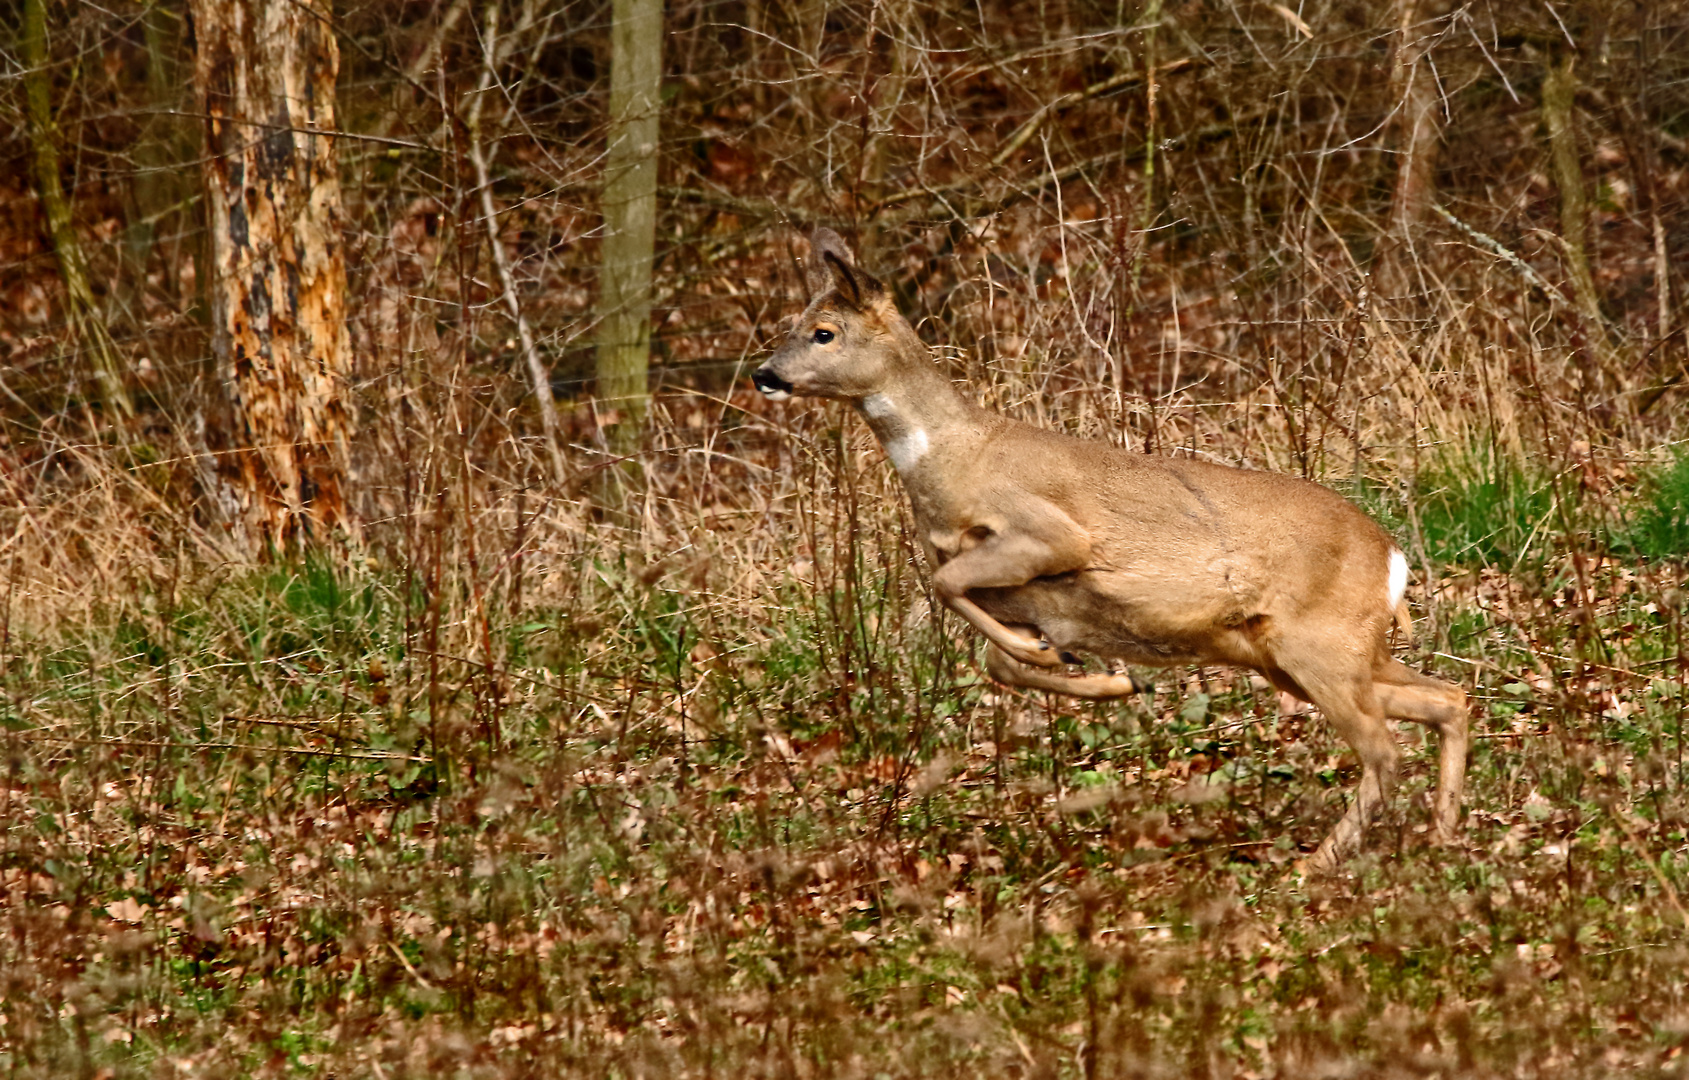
[190,0,355,549]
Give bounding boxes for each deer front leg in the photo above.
[929,506,1092,670]
[986,644,1141,699]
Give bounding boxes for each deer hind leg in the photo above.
[985,642,1141,699]
[1374,658,1469,845]
[1277,650,1401,874]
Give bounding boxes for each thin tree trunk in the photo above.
[120,1,189,328]
[1380,0,1442,297]
[594,0,662,514]
[190,0,355,549]
[1130,0,1162,295]
[1542,55,1606,336]
[21,0,133,419]
[1656,212,1673,344]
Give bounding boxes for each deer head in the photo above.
[753,229,904,402]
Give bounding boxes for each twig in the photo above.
[985,58,1197,175]
[464,2,569,488]
[405,0,472,84]
[1088,716,1262,758]
[1116,839,1272,874]
[133,110,433,151]
[1431,204,1563,303]
[871,58,1202,213]
[990,120,1240,210]
[387,941,439,990]
[1609,807,1689,933]
[5,733,429,763]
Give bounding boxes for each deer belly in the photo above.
[969,578,1210,665]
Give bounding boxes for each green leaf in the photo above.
[1180,693,1211,724]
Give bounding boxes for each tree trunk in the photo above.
[1136,0,1162,281]
[1380,0,1443,297]
[594,0,662,514]
[1542,55,1606,335]
[120,1,191,328]
[189,0,355,549]
[21,0,134,419]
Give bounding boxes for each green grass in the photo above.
[1614,447,1689,561]
[1412,446,1559,569]
[1363,442,1689,573]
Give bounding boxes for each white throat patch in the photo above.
[885,428,930,473]
[861,394,928,473]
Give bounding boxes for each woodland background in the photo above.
[1,0,1689,1076]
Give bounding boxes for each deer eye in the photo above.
[812,328,835,345]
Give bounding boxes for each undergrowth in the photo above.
[3,500,1687,1077]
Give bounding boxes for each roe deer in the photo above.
[753,229,1468,872]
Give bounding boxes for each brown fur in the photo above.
[754,230,1468,871]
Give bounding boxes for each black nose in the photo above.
[753,368,794,395]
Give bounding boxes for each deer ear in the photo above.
[811,229,885,309]
[804,229,846,296]
[811,228,854,267]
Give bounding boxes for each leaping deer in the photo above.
[753,229,1468,872]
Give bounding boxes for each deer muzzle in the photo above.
[753,366,794,400]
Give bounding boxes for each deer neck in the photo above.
[852,359,979,483]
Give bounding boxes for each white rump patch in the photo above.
[886,428,929,473]
[1386,548,1408,609]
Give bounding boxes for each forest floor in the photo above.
[2,421,1687,1080]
